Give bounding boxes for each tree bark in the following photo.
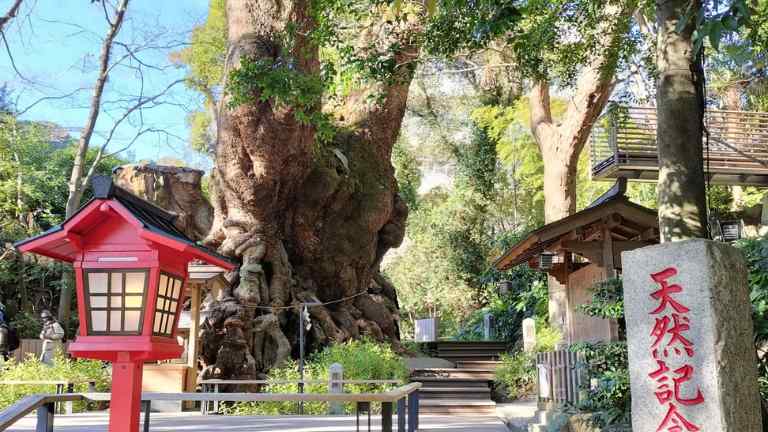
[528,1,631,339]
[201,1,414,380]
[656,0,708,242]
[528,2,631,223]
[113,164,213,240]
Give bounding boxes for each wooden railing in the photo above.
[590,106,768,184]
[0,382,422,432]
[536,349,584,407]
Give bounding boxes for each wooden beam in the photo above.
[602,225,616,278]
[561,240,603,265]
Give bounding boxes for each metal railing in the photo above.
[0,382,422,432]
[590,105,768,183]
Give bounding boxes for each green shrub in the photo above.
[570,342,631,428]
[533,320,561,352]
[0,350,110,411]
[224,338,408,415]
[493,321,560,400]
[494,352,535,400]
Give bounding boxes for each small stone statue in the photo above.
[39,310,64,365]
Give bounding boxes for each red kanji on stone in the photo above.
[656,403,701,432]
[650,267,690,315]
[672,365,704,406]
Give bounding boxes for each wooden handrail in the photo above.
[83,382,422,404]
[198,379,402,385]
[0,393,84,430]
[0,383,423,432]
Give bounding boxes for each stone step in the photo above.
[455,360,503,370]
[411,376,491,385]
[435,341,508,349]
[418,399,497,416]
[435,354,502,362]
[420,388,491,400]
[411,368,495,380]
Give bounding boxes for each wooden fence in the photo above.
[535,349,585,407]
[8,339,72,363]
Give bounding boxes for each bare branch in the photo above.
[0,29,31,82]
[16,87,89,116]
[98,78,185,151]
[65,0,130,217]
[0,0,24,33]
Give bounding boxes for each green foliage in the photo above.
[577,278,624,320]
[226,56,337,143]
[392,140,421,211]
[224,339,407,415]
[570,342,631,428]
[493,321,559,400]
[0,350,109,411]
[424,0,521,66]
[734,236,768,400]
[425,0,638,85]
[533,321,561,353]
[494,352,535,400]
[454,125,498,201]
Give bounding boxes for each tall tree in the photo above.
[200,0,421,377]
[655,0,708,241]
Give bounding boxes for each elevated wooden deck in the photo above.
[590,106,768,185]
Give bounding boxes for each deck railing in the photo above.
[0,383,421,432]
[590,106,768,184]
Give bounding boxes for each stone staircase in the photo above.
[410,341,507,416]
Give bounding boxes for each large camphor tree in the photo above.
[195,0,423,378]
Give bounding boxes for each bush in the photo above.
[493,321,560,400]
[224,338,408,415]
[570,342,631,428]
[494,352,535,400]
[0,350,110,411]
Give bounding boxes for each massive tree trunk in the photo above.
[113,164,213,241]
[200,0,414,379]
[655,0,707,242]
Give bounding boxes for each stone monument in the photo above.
[328,363,344,415]
[622,239,761,432]
[522,318,536,352]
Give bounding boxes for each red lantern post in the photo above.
[15,177,235,432]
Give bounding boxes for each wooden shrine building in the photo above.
[494,180,659,344]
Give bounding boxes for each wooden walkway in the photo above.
[6,412,510,431]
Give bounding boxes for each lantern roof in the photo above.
[14,176,236,270]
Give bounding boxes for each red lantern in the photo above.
[15,176,235,432]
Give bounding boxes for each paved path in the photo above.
[8,412,510,431]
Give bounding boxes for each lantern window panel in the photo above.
[84,269,148,335]
[153,272,184,337]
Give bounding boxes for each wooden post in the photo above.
[36,402,54,432]
[382,401,393,432]
[108,358,143,432]
[142,401,151,432]
[186,283,201,409]
[602,225,615,278]
[397,397,406,431]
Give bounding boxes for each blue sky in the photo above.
[1,0,212,169]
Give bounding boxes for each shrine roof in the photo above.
[14,176,236,270]
[493,179,659,271]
